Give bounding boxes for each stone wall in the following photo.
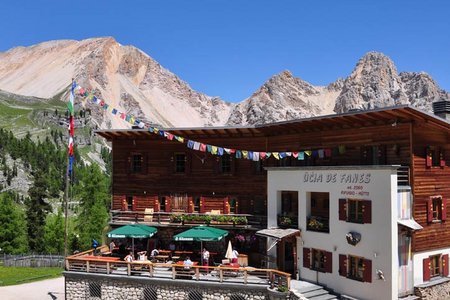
[415,278,450,300]
[65,272,273,300]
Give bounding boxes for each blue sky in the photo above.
[1,0,449,102]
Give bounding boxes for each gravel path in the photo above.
[0,277,65,300]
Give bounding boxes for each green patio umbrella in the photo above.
[108,224,157,254]
[173,226,228,265]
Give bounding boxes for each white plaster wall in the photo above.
[267,167,398,300]
[413,247,450,285]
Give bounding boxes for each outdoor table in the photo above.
[155,255,169,263]
[174,250,193,255]
[158,249,172,254]
[175,261,198,266]
[82,255,120,262]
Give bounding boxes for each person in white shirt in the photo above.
[124,251,134,262]
[202,247,210,272]
[231,248,239,264]
[183,256,193,269]
[138,250,147,261]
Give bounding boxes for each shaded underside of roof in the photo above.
[96,105,450,141]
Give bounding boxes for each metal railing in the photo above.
[65,246,291,290]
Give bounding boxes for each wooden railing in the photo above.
[110,211,254,228]
[65,249,291,290]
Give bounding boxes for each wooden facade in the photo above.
[97,105,450,254]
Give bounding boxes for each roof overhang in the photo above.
[256,228,300,240]
[398,219,423,231]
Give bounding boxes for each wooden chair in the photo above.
[144,208,154,222]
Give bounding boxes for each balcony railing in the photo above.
[306,216,330,233]
[110,210,253,228]
[277,215,298,229]
[397,166,410,186]
[65,246,291,290]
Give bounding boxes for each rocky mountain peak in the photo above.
[334,52,408,113]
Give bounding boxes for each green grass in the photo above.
[0,266,63,286]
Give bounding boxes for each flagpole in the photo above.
[64,79,75,259]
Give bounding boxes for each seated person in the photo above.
[150,248,159,259]
[138,250,147,261]
[183,256,193,269]
[231,248,239,264]
[124,251,134,262]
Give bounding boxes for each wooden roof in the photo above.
[95,105,450,141]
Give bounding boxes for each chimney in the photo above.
[432,100,450,121]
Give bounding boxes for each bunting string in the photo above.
[72,84,346,161]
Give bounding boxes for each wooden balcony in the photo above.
[110,210,257,229]
[65,246,291,290]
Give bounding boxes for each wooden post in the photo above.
[107,262,110,274]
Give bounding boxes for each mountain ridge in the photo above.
[0,38,448,128]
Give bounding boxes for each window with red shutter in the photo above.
[339,198,347,221]
[443,254,449,277]
[442,199,448,221]
[303,248,311,269]
[363,259,372,283]
[440,150,446,168]
[427,198,433,223]
[423,257,431,282]
[165,196,171,212]
[339,254,347,277]
[426,147,432,168]
[324,251,333,273]
[362,200,372,224]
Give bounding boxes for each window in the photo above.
[423,254,449,281]
[361,145,386,165]
[132,154,142,172]
[348,200,364,223]
[433,198,443,221]
[220,155,232,173]
[312,249,326,272]
[339,198,372,224]
[253,160,265,174]
[430,255,441,278]
[339,254,372,282]
[175,153,186,173]
[126,196,133,210]
[427,196,447,223]
[89,282,101,298]
[303,248,332,273]
[348,256,364,281]
[426,147,446,168]
[307,192,329,233]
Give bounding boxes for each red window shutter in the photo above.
[442,199,448,221]
[339,199,347,221]
[339,254,347,277]
[324,251,333,273]
[154,198,160,212]
[440,150,446,168]
[200,196,206,213]
[426,147,432,168]
[423,257,431,282]
[362,200,372,224]
[165,196,171,212]
[224,197,230,214]
[132,198,136,211]
[121,197,127,211]
[303,248,311,269]
[443,254,449,277]
[427,198,433,223]
[363,259,372,283]
[188,197,194,213]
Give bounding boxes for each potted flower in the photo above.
[308,216,324,230]
[266,284,289,300]
[170,214,184,224]
[279,216,292,228]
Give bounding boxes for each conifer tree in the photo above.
[26,172,51,252]
[0,192,28,254]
